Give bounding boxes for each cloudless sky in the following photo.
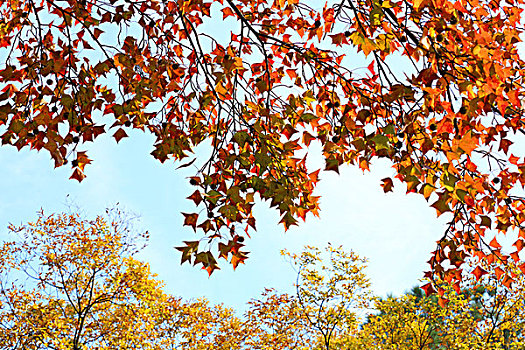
[0,127,450,310]
[0,0,460,311]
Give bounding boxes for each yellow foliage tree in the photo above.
[0,210,323,350]
[283,245,372,350]
[155,296,249,349]
[360,262,525,350]
[361,287,474,350]
[244,288,312,350]
[0,210,165,349]
[4,210,525,350]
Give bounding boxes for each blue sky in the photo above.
[2,0,525,316]
[0,128,449,310]
[0,0,457,310]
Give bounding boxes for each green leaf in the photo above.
[325,156,340,173]
[441,173,458,192]
[371,134,389,150]
[219,205,238,221]
[9,119,24,133]
[61,95,74,109]
[455,188,468,203]
[233,131,250,145]
[255,152,271,172]
[205,190,222,205]
[176,240,199,264]
[300,113,317,123]
[370,6,383,26]
[383,123,396,135]
[431,194,450,216]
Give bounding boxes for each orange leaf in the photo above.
[489,237,502,249]
[499,138,513,154]
[359,157,369,171]
[187,190,202,205]
[472,266,487,281]
[495,266,504,279]
[421,282,436,296]
[286,69,297,79]
[502,275,514,288]
[75,151,92,172]
[513,239,524,252]
[69,168,86,182]
[438,297,449,308]
[302,131,316,146]
[282,124,297,139]
[231,251,248,269]
[464,194,474,206]
[457,131,478,155]
[221,7,235,19]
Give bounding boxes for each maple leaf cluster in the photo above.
[1,0,525,288]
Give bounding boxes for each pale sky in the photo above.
[0,0,455,311]
[0,127,450,310]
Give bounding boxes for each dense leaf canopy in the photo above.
[3,216,524,349]
[1,0,525,288]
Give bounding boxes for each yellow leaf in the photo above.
[413,0,425,11]
[457,131,478,155]
[215,82,229,98]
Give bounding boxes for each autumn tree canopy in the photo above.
[1,0,525,287]
[0,210,310,349]
[360,269,525,350]
[5,214,524,350]
[0,210,164,349]
[283,245,372,350]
